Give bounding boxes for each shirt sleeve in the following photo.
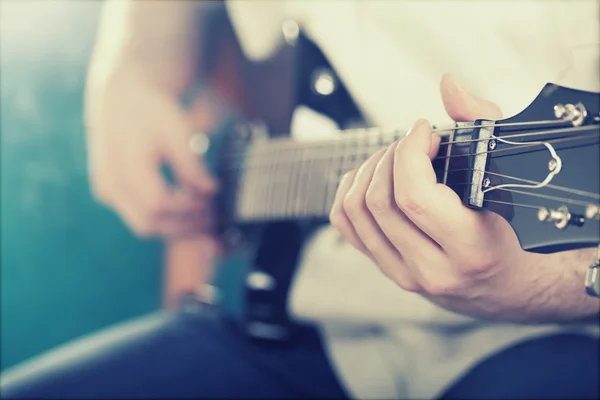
[225,0,286,61]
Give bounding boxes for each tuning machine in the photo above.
[553,103,587,126]
[537,206,585,230]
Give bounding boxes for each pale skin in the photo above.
[86,1,221,305]
[88,1,599,322]
[330,74,600,323]
[86,1,219,248]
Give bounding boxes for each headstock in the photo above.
[459,83,599,254]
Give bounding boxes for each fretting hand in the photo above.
[329,74,545,319]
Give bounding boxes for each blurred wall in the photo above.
[1,1,163,371]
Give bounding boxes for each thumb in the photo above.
[160,105,218,195]
[440,74,503,121]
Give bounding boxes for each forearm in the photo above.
[88,0,213,94]
[428,248,600,324]
[517,247,600,323]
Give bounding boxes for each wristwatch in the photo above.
[585,245,600,297]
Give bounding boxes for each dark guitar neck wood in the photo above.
[218,128,464,224]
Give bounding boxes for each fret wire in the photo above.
[265,143,276,218]
[300,145,310,217]
[294,145,308,216]
[319,143,331,216]
[253,144,262,218]
[301,144,316,217]
[442,125,456,185]
[313,147,324,217]
[285,146,297,217]
[310,145,319,217]
[324,132,345,214]
[260,144,269,218]
[274,140,287,217]
[248,146,257,218]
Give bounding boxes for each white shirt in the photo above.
[225,1,600,398]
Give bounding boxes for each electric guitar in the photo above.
[191,7,600,341]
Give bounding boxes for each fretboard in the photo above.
[221,126,457,223]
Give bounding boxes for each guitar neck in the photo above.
[220,126,454,223]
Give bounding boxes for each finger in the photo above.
[156,209,216,239]
[368,141,443,266]
[160,110,217,195]
[329,170,366,252]
[440,74,503,121]
[393,119,485,258]
[156,189,213,216]
[114,143,208,236]
[346,148,422,291]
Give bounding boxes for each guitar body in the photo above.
[194,6,365,340]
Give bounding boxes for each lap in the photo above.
[441,333,599,399]
[2,304,597,400]
[0,307,348,399]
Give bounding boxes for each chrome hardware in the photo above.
[281,20,300,46]
[246,271,276,291]
[482,176,491,189]
[537,206,585,230]
[482,135,562,194]
[553,104,566,118]
[553,103,587,127]
[188,132,210,155]
[585,245,600,298]
[537,206,569,229]
[488,140,497,150]
[311,68,337,96]
[585,204,600,220]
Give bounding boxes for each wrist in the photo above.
[505,249,600,323]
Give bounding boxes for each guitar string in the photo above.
[220,126,599,166]
[235,197,570,219]
[323,143,600,198]
[225,129,599,216]
[352,180,598,207]
[481,199,540,210]
[221,130,599,177]
[228,116,575,154]
[307,137,599,186]
[231,137,600,211]
[227,128,599,216]
[218,122,597,160]
[236,177,599,220]
[429,169,600,200]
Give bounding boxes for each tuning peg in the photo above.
[553,103,587,126]
[585,204,599,220]
[537,206,585,229]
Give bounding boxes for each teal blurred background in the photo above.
[1,1,164,371]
